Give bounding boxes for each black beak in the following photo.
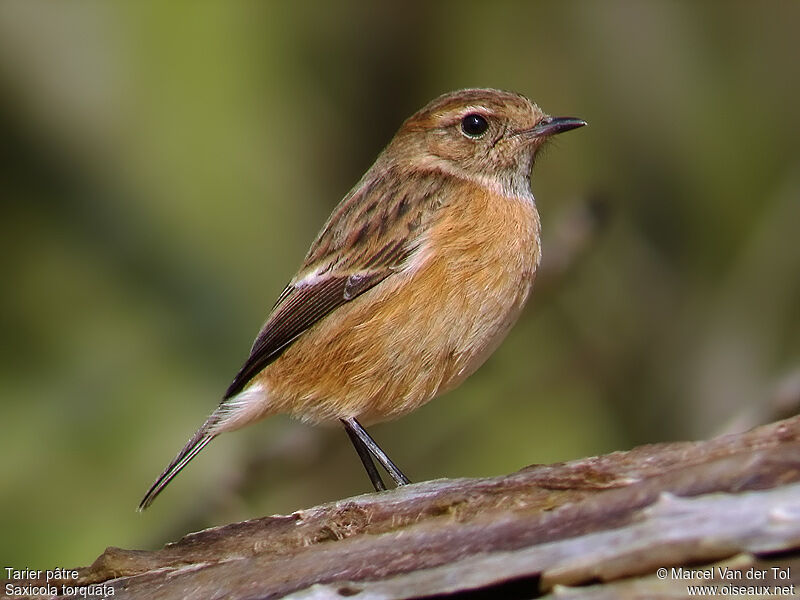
[525,116,587,138]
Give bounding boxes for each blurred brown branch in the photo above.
[9,415,800,599]
[536,191,611,290]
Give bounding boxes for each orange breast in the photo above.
[260,181,541,424]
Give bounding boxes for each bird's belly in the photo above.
[261,189,540,425]
[436,284,531,395]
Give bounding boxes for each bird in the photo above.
[139,88,585,509]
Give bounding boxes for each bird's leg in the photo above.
[341,417,411,489]
[342,419,386,491]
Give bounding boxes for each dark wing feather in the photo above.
[223,167,448,400]
[224,271,390,398]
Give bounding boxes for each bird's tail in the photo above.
[138,383,268,510]
[138,419,218,511]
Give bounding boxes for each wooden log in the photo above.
[6,416,800,599]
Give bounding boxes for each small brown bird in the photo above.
[139,88,585,509]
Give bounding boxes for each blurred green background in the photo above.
[1,0,798,570]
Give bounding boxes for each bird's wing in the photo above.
[223,168,447,399]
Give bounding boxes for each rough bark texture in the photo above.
[6,416,800,599]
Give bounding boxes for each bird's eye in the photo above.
[461,113,489,138]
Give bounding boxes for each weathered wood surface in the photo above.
[6,416,800,599]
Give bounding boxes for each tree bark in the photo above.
[6,416,800,599]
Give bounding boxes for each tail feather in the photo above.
[139,383,268,510]
[138,425,217,511]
